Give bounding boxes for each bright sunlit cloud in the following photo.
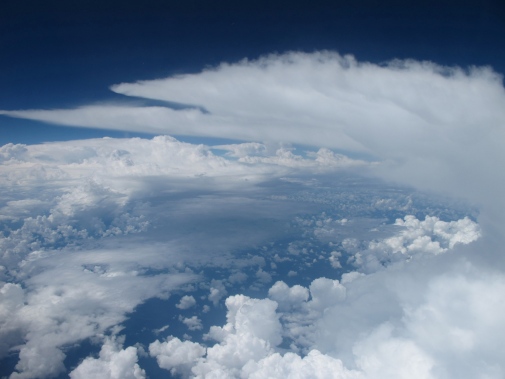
[1,51,504,379]
[2,52,504,212]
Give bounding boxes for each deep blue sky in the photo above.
[1,0,504,144]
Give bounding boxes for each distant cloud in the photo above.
[208,280,228,306]
[149,337,205,377]
[153,264,505,379]
[2,51,504,225]
[1,246,195,379]
[1,51,504,379]
[179,316,203,331]
[69,336,145,379]
[176,295,197,310]
[355,215,481,272]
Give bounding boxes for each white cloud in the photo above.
[355,215,481,272]
[192,295,282,377]
[2,52,504,216]
[208,280,227,306]
[69,336,145,379]
[180,316,203,331]
[176,295,197,310]
[329,251,342,268]
[1,51,505,379]
[308,278,346,311]
[0,242,197,379]
[242,350,362,379]
[268,281,309,311]
[149,337,206,377]
[3,134,364,378]
[152,260,505,379]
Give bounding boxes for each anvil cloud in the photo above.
[1,52,504,378]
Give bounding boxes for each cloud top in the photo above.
[2,51,504,212]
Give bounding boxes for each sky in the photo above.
[1,1,505,379]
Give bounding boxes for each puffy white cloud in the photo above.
[192,295,282,377]
[354,215,481,272]
[152,260,505,379]
[69,336,145,379]
[176,295,197,310]
[0,243,197,379]
[0,133,494,379]
[308,278,346,311]
[268,281,309,311]
[149,337,206,377]
[2,51,505,379]
[242,350,362,379]
[3,133,366,378]
[208,280,227,306]
[180,316,203,331]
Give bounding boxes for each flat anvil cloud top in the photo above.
[3,52,505,217]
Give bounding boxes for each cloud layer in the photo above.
[150,261,505,379]
[2,52,504,211]
[1,51,504,378]
[0,135,371,378]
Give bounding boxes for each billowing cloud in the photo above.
[1,246,196,379]
[180,316,203,331]
[176,295,197,310]
[351,215,481,273]
[69,336,145,379]
[208,280,228,307]
[2,134,372,378]
[2,52,504,214]
[152,261,505,379]
[149,337,206,377]
[1,51,504,379]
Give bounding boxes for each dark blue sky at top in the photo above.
[1,0,504,144]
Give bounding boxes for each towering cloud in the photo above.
[1,52,504,378]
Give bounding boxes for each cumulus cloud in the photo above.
[197,295,282,377]
[2,51,504,379]
[3,133,369,377]
[149,337,206,377]
[151,262,505,379]
[69,336,145,379]
[268,281,309,311]
[350,215,481,272]
[208,280,228,306]
[180,316,203,331]
[0,245,196,379]
[176,295,197,310]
